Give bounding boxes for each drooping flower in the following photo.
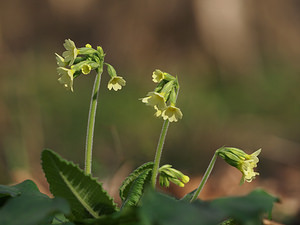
[152,69,165,83]
[141,92,167,110]
[107,76,126,91]
[161,105,183,122]
[57,67,75,92]
[217,147,261,184]
[55,53,67,67]
[239,160,259,183]
[238,149,261,183]
[62,39,79,66]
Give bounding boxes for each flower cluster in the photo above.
[141,70,183,122]
[216,147,261,184]
[158,164,190,187]
[55,39,126,92]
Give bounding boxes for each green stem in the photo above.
[151,120,170,188]
[190,151,218,202]
[85,65,103,175]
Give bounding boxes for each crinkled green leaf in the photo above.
[180,188,197,202]
[0,185,19,198]
[119,162,153,202]
[210,188,280,224]
[79,208,139,225]
[0,180,49,207]
[41,149,118,220]
[121,169,152,208]
[0,194,70,225]
[51,213,75,224]
[0,179,44,198]
[140,189,224,225]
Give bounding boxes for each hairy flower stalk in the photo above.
[141,70,183,188]
[85,65,103,174]
[190,147,261,202]
[151,120,170,188]
[55,40,126,175]
[217,147,261,184]
[190,152,218,202]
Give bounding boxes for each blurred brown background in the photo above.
[0,0,300,223]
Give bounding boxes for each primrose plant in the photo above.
[0,39,279,225]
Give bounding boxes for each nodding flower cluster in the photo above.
[217,147,261,184]
[141,70,183,122]
[55,39,126,92]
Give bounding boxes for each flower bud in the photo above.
[158,164,189,188]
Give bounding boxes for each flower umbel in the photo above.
[217,147,261,184]
[62,39,79,66]
[57,67,75,92]
[107,76,126,91]
[162,105,183,122]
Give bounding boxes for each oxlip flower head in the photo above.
[152,69,165,83]
[217,147,261,184]
[107,76,126,91]
[62,39,79,66]
[141,92,167,111]
[57,67,75,92]
[162,105,183,122]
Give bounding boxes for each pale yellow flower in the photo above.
[81,64,92,75]
[141,92,166,110]
[247,149,261,166]
[162,105,183,122]
[239,149,261,183]
[217,147,261,184]
[152,70,165,83]
[55,53,67,67]
[107,76,126,91]
[239,160,259,183]
[57,67,75,92]
[62,39,79,66]
[154,106,162,117]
